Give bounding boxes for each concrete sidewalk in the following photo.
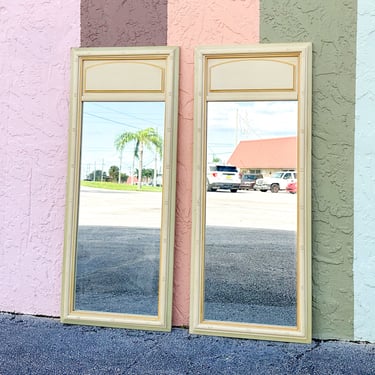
[0,313,374,375]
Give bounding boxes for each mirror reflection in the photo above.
[204,101,298,326]
[75,102,165,316]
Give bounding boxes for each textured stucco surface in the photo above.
[0,1,80,315]
[354,0,375,342]
[168,0,259,325]
[81,0,168,47]
[4,0,371,343]
[260,1,357,339]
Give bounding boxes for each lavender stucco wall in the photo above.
[0,1,80,315]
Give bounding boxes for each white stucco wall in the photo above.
[354,0,375,342]
[0,1,80,315]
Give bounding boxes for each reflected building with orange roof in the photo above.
[228,136,297,175]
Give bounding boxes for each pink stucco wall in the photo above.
[168,0,259,325]
[0,1,80,315]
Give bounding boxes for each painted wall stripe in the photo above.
[80,0,168,47]
[260,1,357,340]
[167,0,259,326]
[354,0,375,342]
[0,0,80,316]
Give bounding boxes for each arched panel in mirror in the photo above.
[61,47,179,331]
[190,44,311,343]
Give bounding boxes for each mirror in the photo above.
[62,47,179,331]
[190,44,311,342]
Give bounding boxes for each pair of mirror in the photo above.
[62,44,311,342]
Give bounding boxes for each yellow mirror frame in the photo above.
[190,43,312,343]
[61,46,179,331]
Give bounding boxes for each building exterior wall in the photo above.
[1,0,374,342]
[0,0,80,315]
[260,0,357,340]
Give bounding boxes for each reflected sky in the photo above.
[81,101,297,175]
[81,102,165,179]
[207,101,297,163]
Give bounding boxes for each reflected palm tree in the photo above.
[115,128,163,189]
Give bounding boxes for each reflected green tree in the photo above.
[115,128,162,189]
[108,165,119,182]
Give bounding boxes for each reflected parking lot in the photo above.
[79,187,296,230]
[76,187,296,323]
[206,189,297,231]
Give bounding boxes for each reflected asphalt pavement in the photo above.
[1,313,375,375]
[75,225,296,325]
[204,226,296,326]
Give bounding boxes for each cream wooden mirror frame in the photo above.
[190,43,312,343]
[61,47,179,331]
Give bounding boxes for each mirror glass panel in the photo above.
[75,102,165,315]
[204,101,297,326]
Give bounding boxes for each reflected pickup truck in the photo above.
[207,164,241,193]
[254,170,297,193]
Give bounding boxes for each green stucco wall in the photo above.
[260,1,357,340]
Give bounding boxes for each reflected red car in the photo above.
[286,181,297,194]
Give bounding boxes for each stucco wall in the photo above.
[0,1,80,315]
[81,0,168,47]
[3,0,374,343]
[354,0,375,342]
[260,1,357,339]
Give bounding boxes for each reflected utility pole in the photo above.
[235,108,239,146]
[118,150,123,184]
[153,127,158,187]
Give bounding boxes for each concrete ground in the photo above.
[1,313,374,375]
